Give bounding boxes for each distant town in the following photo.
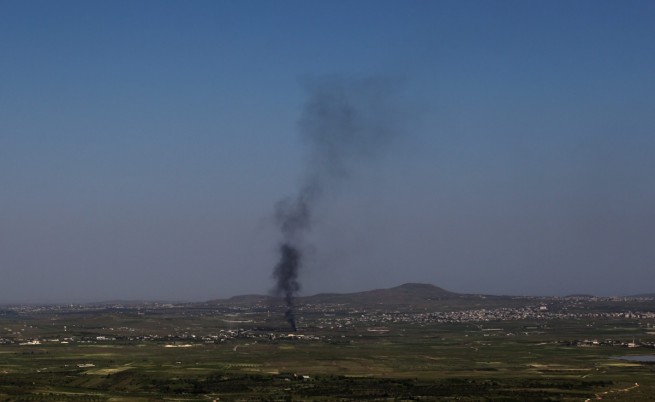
[2,291,655,350]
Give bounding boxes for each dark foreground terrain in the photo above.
[1,284,655,401]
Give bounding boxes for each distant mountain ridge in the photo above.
[206,283,462,307]
[304,283,457,305]
[629,293,655,298]
[205,283,655,308]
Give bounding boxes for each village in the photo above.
[2,297,654,350]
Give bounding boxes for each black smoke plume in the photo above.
[273,244,300,331]
[272,76,405,331]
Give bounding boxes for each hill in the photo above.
[303,283,458,306]
[203,283,510,310]
[205,283,458,307]
[206,294,275,306]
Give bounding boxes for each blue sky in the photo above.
[1,0,654,302]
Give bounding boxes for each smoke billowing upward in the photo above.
[272,76,406,331]
[273,244,300,331]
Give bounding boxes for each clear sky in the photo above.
[1,0,654,302]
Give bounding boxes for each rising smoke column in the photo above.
[273,76,405,331]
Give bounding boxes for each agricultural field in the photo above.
[1,288,655,401]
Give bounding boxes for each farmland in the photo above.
[1,285,655,401]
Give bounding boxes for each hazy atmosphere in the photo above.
[2,0,654,302]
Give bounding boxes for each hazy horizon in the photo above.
[2,1,655,303]
[1,280,652,305]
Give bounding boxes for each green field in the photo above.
[1,297,654,401]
